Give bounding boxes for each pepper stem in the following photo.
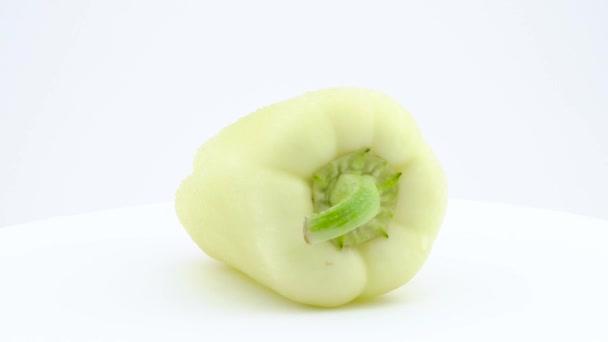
[304,174,380,244]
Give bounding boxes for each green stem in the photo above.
[304,174,380,244]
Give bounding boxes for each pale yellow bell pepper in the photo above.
[176,88,447,307]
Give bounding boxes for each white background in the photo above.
[1,0,606,227]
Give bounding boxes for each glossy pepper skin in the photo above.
[175,88,447,307]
